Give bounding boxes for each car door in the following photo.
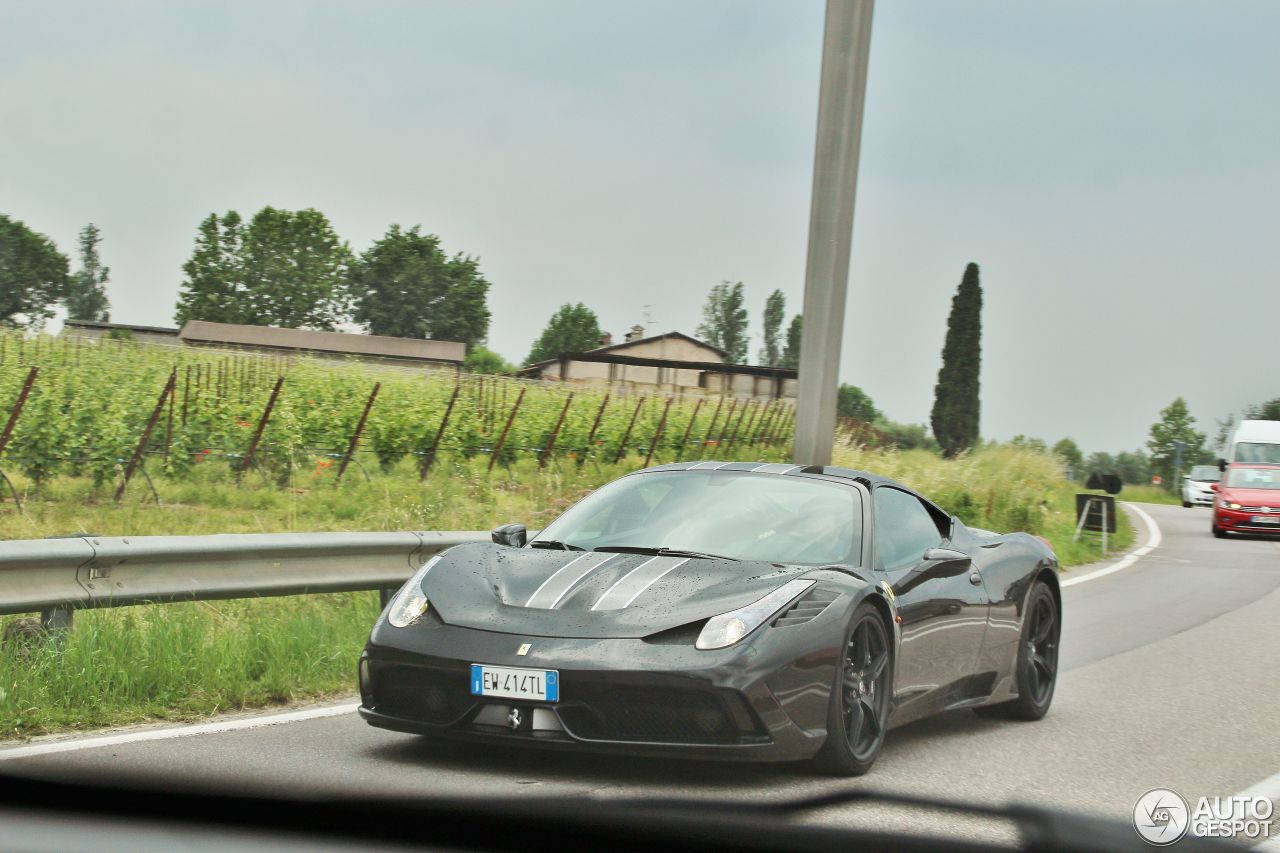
[873,486,990,710]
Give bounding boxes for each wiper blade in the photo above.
[529,540,585,551]
[593,545,738,562]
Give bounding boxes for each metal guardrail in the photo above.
[0,531,492,618]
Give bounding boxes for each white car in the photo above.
[1182,465,1221,507]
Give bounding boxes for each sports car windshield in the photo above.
[534,471,863,566]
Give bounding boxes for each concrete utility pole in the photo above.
[793,0,874,467]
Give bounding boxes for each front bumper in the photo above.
[1185,490,1214,506]
[1215,506,1280,534]
[358,611,840,763]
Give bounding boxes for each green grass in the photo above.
[1112,484,1183,506]
[1,593,379,738]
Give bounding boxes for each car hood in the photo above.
[416,542,819,639]
[1220,488,1280,507]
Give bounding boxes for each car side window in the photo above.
[874,487,944,571]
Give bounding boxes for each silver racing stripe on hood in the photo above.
[524,552,617,609]
[591,556,690,611]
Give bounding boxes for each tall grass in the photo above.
[831,444,1135,566]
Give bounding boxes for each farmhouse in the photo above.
[517,325,797,400]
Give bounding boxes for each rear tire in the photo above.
[974,581,1058,722]
[813,602,892,776]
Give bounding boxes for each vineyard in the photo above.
[0,330,796,501]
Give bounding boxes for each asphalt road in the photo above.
[5,502,1280,847]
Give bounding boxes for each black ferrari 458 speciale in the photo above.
[359,461,1061,775]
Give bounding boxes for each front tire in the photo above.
[974,581,1058,721]
[1212,524,1226,538]
[813,602,892,776]
[1182,500,1192,508]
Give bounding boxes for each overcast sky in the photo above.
[3,0,1277,454]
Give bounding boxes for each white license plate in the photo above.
[470,664,559,702]
[1250,516,1280,525]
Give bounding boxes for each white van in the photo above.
[1220,419,1280,469]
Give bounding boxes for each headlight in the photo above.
[696,579,814,650]
[386,555,442,628]
[1223,500,1242,511]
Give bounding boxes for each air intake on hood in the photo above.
[772,588,839,628]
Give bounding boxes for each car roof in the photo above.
[630,460,932,503]
[627,461,958,533]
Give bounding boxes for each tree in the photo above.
[1052,438,1084,478]
[464,346,513,374]
[174,211,248,326]
[758,289,785,366]
[837,384,880,422]
[65,223,111,322]
[1146,397,1206,486]
[695,281,748,364]
[1245,398,1280,421]
[780,314,802,370]
[240,207,353,330]
[930,263,983,457]
[350,224,491,350]
[1115,450,1153,484]
[1009,435,1048,453]
[876,419,938,452]
[1083,451,1117,478]
[0,213,69,329]
[525,303,603,365]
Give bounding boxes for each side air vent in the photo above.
[773,588,840,628]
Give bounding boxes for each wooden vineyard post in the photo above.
[711,398,738,457]
[337,382,381,482]
[181,365,191,425]
[673,397,704,461]
[0,367,39,458]
[727,401,758,454]
[0,366,38,506]
[539,393,574,469]
[700,396,725,458]
[777,407,797,446]
[752,401,777,447]
[613,397,646,464]
[115,370,176,502]
[584,394,610,459]
[420,382,461,480]
[643,396,675,468]
[488,388,526,472]
[165,374,175,461]
[238,375,284,484]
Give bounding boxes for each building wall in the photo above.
[61,325,180,347]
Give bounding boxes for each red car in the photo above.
[1212,464,1280,537]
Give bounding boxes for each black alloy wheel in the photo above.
[975,580,1059,721]
[815,602,892,776]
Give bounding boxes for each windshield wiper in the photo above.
[593,545,739,562]
[529,540,585,551]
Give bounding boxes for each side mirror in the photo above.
[1210,483,1219,492]
[491,523,527,548]
[923,547,970,564]
[1218,459,1227,472]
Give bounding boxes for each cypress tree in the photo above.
[930,263,983,457]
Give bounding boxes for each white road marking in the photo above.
[0,702,359,761]
[1060,503,1162,588]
